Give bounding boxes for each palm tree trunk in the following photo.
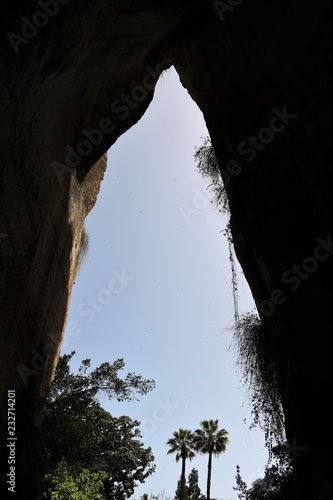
[206,451,212,500]
[181,455,186,500]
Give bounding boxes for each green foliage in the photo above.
[43,465,107,500]
[175,477,186,500]
[233,465,248,499]
[42,352,156,499]
[167,429,196,500]
[187,469,202,500]
[166,429,196,464]
[168,422,228,500]
[47,350,155,405]
[193,420,228,500]
[193,420,229,457]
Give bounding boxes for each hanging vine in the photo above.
[194,137,239,326]
[226,226,239,327]
[194,137,287,458]
[232,312,286,459]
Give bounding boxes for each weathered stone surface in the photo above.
[1,1,333,498]
[168,2,333,498]
[0,2,193,497]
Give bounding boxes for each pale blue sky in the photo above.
[61,67,268,499]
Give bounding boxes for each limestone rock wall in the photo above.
[167,2,333,498]
[0,2,193,497]
[1,1,333,498]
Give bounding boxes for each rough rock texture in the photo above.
[0,2,193,497]
[168,2,333,498]
[1,1,333,498]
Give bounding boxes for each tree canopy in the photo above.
[193,420,229,500]
[41,352,156,499]
[167,429,196,500]
[46,350,155,405]
[187,468,203,500]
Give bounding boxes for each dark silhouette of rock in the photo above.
[1,1,332,498]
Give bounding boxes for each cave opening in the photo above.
[52,67,268,499]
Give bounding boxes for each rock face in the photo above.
[1,1,332,498]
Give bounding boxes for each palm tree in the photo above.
[166,428,196,500]
[193,419,229,500]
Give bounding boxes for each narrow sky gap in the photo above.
[62,67,267,499]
